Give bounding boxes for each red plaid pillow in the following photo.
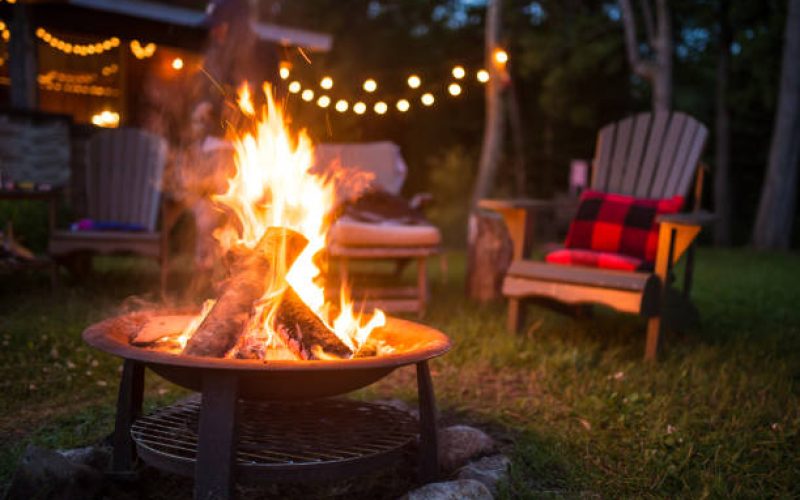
[564,190,684,264]
[546,248,644,271]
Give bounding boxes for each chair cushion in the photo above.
[545,248,646,272]
[564,190,683,263]
[328,217,441,248]
[49,230,161,258]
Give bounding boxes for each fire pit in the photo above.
[85,312,449,499]
[82,84,452,498]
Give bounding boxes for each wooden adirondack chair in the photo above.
[49,128,171,293]
[481,111,714,361]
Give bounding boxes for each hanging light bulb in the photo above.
[451,65,466,79]
[335,99,349,112]
[353,102,367,114]
[288,81,301,93]
[363,79,377,92]
[279,66,290,79]
[477,69,490,83]
[320,76,333,89]
[301,89,314,102]
[407,75,421,89]
[374,101,388,114]
[493,48,509,65]
[396,99,410,112]
[448,83,462,96]
[421,93,435,106]
[317,95,331,108]
[171,57,184,70]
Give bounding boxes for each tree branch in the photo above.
[618,0,655,80]
[639,0,656,46]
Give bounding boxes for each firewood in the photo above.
[131,315,192,345]
[183,227,308,357]
[274,285,354,360]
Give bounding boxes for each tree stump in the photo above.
[466,210,513,302]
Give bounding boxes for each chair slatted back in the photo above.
[85,128,167,232]
[591,111,708,199]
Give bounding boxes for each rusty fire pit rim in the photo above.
[82,313,451,372]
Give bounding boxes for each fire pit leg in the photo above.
[416,361,439,482]
[112,359,145,475]
[194,371,239,500]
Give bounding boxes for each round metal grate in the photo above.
[131,396,419,482]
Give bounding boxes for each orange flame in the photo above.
[209,82,384,358]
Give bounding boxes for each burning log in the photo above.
[274,285,354,360]
[183,227,308,357]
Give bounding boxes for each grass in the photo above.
[1,249,799,497]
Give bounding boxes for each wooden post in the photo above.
[466,210,513,302]
[8,4,38,110]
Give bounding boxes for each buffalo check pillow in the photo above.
[546,190,684,271]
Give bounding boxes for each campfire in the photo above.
[133,83,387,361]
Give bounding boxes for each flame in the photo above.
[206,83,384,358]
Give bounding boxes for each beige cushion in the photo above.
[329,217,441,248]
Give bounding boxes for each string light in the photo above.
[301,89,314,101]
[0,21,9,42]
[171,57,184,70]
[493,48,508,65]
[396,99,410,112]
[316,95,330,108]
[101,63,119,77]
[421,93,435,106]
[476,69,490,83]
[353,102,367,114]
[130,40,156,59]
[448,83,462,96]
[452,65,466,79]
[407,75,421,89]
[35,28,120,56]
[374,101,387,114]
[320,76,333,89]
[91,110,120,128]
[335,99,348,112]
[288,81,301,93]
[279,66,290,79]
[363,79,377,92]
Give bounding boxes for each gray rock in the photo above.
[374,398,419,419]
[57,445,112,470]
[438,425,495,471]
[5,445,104,500]
[456,454,511,494]
[403,479,493,500]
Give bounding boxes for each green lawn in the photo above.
[1,249,799,497]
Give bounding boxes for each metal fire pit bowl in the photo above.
[83,311,451,400]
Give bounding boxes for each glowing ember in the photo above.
[187,82,385,359]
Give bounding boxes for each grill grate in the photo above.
[131,396,418,473]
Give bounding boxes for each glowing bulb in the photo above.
[448,83,462,96]
[317,95,331,108]
[279,66,290,79]
[171,57,184,70]
[452,65,466,79]
[35,28,45,37]
[301,89,314,101]
[374,101,387,114]
[396,99,410,112]
[407,75,421,89]
[494,48,509,64]
[288,81,301,93]
[363,79,377,92]
[335,99,349,112]
[477,69,490,83]
[353,102,367,114]
[320,76,333,89]
[421,93,434,106]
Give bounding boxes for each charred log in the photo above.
[183,227,308,357]
[274,285,354,360]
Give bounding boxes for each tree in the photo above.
[471,0,505,208]
[618,0,672,112]
[752,0,800,249]
[713,0,732,245]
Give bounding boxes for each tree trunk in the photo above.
[466,211,513,302]
[752,0,800,249]
[713,0,732,246]
[618,0,672,112]
[507,76,527,197]
[9,4,38,110]
[471,0,504,208]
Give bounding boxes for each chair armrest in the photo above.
[656,210,716,227]
[477,198,559,260]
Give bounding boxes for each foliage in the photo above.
[424,145,477,247]
[1,249,799,496]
